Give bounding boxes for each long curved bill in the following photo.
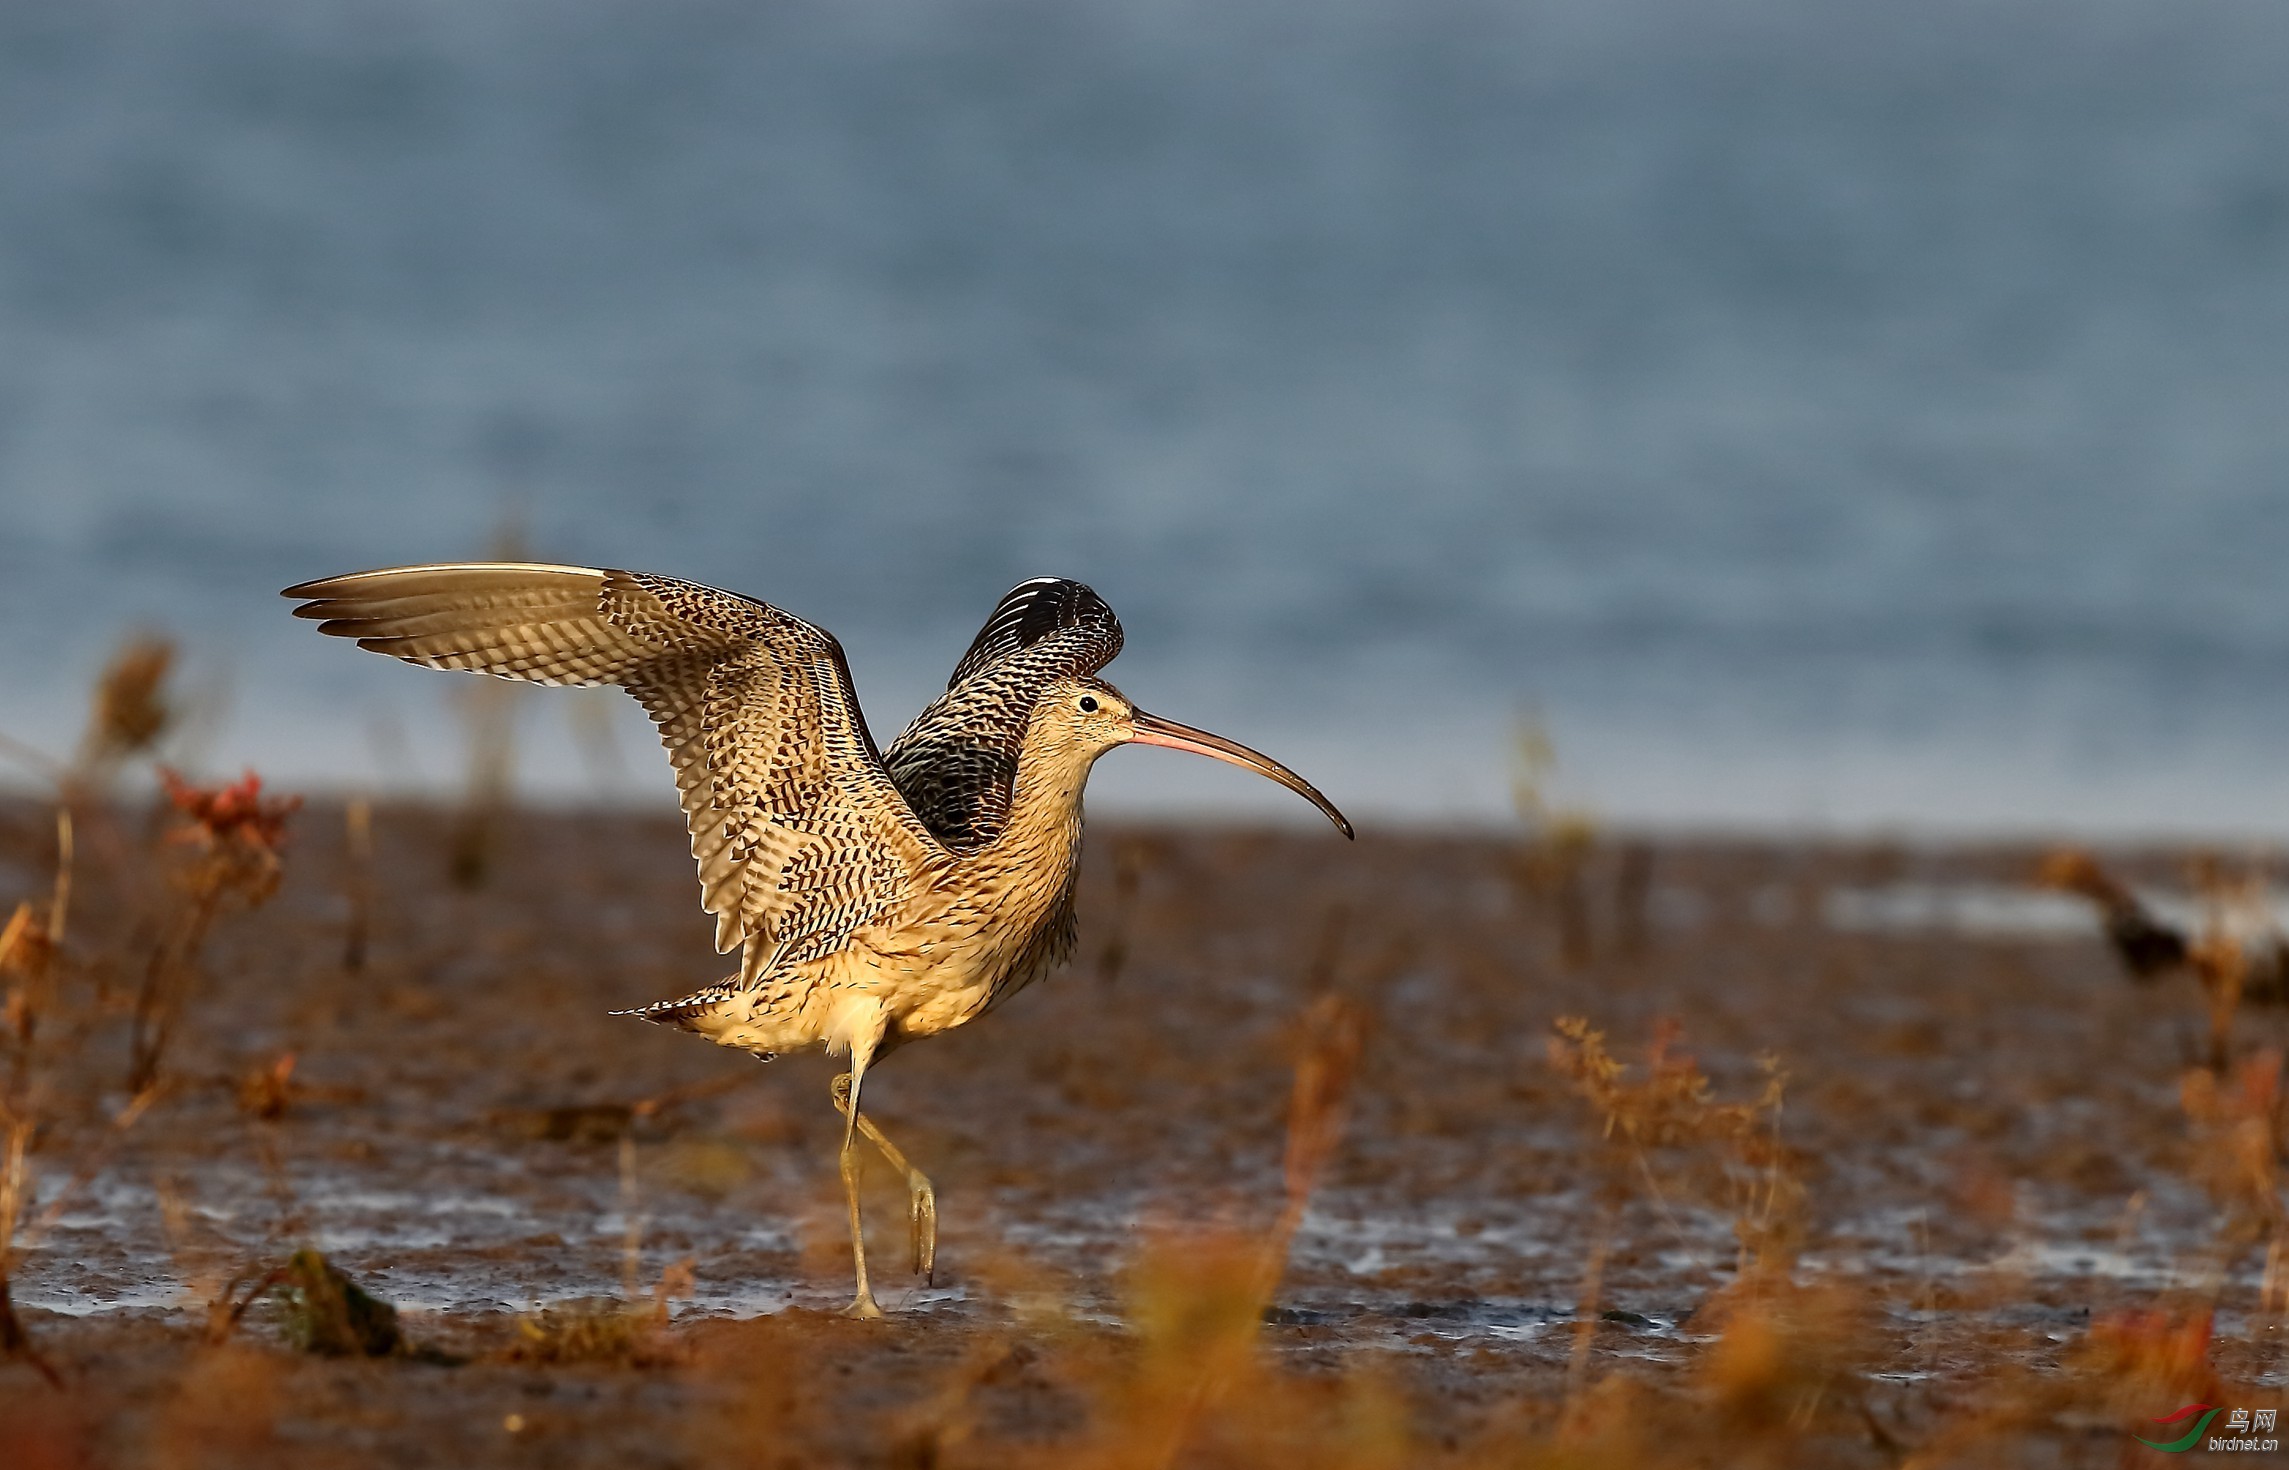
[1128,710,1354,839]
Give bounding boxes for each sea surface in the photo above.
[5,0,2289,834]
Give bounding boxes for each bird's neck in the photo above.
[987,734,1098,877]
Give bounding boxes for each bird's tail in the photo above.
[609,982,739,1031]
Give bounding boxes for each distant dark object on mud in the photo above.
[2041,850,2192,980]
[2040,848,2289,1004]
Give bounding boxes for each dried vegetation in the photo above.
[3,657,2289,1466]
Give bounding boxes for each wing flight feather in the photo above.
[885,577,1123,847]
[285,562,945,969]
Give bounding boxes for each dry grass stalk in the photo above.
[448,674,520,888]
[0,1114,57,1385]
[1695,1280,1876,1445]
[619,1131,645,1299]
[128,769,300,1091]
[3,812,72,1062]
[1269,995,1366,1275]
[0,1128,42,1370]
[1614,839,1654,956]
[511,1299,659,1365]
[1,906,56,1064]
[2069,1306,2225,1442]
[45,809,71,952]
[1122,994,1365,1470]
[236,1053,297,1122]
[203,1263,287,1347]
[2179,1046,2289,1324]
[1510,716,1600,967]
[1564,1221,1612,1410]
[1548,1016,1800,1279]
[149,1175,271,1348]
[506,1260,693,1368]
[0,807,82,1388]
[13,1087,162,1256]
[341,796,373,975]
[0,1085,162,1388]
[70,635,174,794]
[500,1134,688,1368]
[447,524,529,888]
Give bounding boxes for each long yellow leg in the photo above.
[835,1043,884,1319]
[832,1074,938,1282]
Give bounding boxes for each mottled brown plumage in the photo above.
[885,577,1124,847]
[284,561,1349,1317]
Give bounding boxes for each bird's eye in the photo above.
[1078,695,1099,713]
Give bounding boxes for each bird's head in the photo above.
[1034,676,1353,838]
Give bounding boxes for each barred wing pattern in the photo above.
[284,563,946,973]
[943,577,1124,689]
[885,578,1124,848]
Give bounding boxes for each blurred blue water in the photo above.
[4,0,2289,833]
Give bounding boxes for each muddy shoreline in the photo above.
[1,801,2282,1464]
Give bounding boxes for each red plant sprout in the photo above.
[128,770,303,1090]
[160,768,301,858]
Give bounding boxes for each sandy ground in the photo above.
[0,799,2282,1466]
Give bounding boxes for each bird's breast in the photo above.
[851,845,1080,1035]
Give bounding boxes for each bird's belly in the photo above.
[866,931,1021,1040]
[682,927,1030,1055]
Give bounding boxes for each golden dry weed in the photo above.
[72,635,174,793]
[235,1053,297,1122]
[1510,717,1601,968]
[2180,1048,2287,1245]
[505,1260,693,1367]
[0,811,77,1387]
[1548,1016,1800,1276]
[17,777,2289,1469]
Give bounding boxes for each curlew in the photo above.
[283,564,1351,1317]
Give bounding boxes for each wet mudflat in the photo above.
[1,800,2284,1466]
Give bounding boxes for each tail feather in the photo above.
[610,982,740,1030]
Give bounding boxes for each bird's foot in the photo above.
[909,1179,938,1283]
[842,1292,886,1322]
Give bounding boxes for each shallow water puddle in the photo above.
[1820,882,2289,939]
[18,1164,2241,1334]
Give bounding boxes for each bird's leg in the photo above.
[832,1074,938,1283]
[834,1051,885,1320]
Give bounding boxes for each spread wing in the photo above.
[885,577,1123,848]
[943,577,1123,688]
[284,562,947,974]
